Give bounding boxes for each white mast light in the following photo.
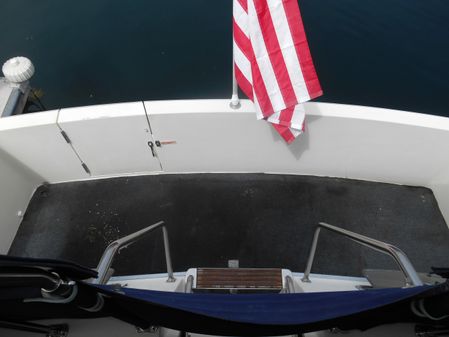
[2,56,35,84]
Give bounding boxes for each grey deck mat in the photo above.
[8,174,449,277]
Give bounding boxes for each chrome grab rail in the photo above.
[301,222,423,287]
[93,221,175,284]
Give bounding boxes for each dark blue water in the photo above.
[0,1,448,116]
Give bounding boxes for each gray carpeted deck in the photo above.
[8,174,449,277]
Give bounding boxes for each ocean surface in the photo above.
[0,0,448,116]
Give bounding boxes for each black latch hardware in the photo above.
[147,141,156,157]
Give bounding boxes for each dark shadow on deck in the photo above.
[8,174,449,277]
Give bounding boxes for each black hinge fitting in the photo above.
[81,163,91,175]
[60,130,71,144]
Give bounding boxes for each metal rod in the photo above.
[162,226,176,282]
[301,227,320,283]
[301,222,423,287]
[2,88,21,117]
[93,221,175,284]
[230,17,240,110]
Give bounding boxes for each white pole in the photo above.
[230,13,241,109]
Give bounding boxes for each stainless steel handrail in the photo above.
[92,221,176,284]
[301,222,423,287]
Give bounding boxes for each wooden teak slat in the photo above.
[196,268,282,289]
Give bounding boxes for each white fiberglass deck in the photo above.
[1,99,449,255]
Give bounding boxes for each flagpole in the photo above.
[230,64,240,109]
[230,13,241,109]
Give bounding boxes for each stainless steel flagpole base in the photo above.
[230,94,241,109]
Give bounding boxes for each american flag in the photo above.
[233,0,322,143]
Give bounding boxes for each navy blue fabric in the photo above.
[99,285,432,325]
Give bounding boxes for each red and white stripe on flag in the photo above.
[233,0,322,143]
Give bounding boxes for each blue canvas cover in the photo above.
[100,285,431,325]
[0,255,448,336]
[90,283,449,335]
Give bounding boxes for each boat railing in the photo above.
[301,222,423,287]
[92,220,175,284]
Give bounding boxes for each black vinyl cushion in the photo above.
[0,255,97,280]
